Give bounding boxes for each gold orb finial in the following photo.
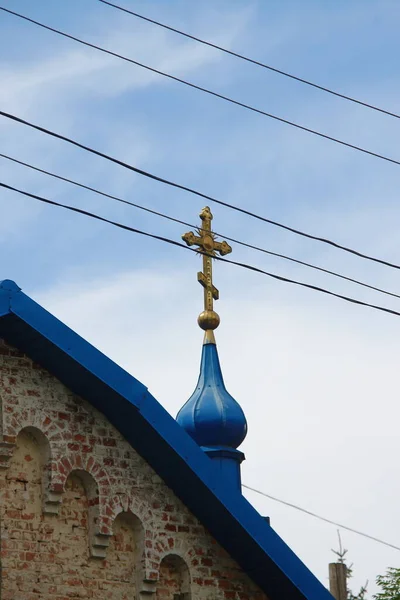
[198,310,220,331]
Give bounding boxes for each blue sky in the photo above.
[2,0,400,595]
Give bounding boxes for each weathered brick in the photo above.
[0,338,266,600]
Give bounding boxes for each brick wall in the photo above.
[0,338,267,600]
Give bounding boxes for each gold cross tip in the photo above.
[182,206,232,341]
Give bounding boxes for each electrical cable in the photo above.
[2,6,400,169]
[3,167,398,554]
[2,109,400,272]
[2,151,400,301]
[243,484,400,552]
[3,3,399,555]
[2,180,400,318]
[95,0,400,121]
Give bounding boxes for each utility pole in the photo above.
[329,562,347,600]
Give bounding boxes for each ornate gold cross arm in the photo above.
[182,206,232,342]
[182,231,231,256]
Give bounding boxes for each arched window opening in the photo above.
[156,554,191,600]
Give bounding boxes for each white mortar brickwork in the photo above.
[0,338,267,600]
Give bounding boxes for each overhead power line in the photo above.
[96,0,400,121]
[2,152,400,301]
[243,484,400,553]
[2,7,400,169]
[2,181,400,318]
[2,109,400,273]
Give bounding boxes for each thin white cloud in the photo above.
[0,6,250,112]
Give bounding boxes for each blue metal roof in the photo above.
[0,280,333,600]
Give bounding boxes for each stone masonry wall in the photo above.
[0,338,267,600]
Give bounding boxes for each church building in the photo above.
[0,208,333,599]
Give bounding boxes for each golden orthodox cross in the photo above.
[182,206,232,342]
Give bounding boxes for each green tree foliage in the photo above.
[331,532,400,599]
[374,568,400,600]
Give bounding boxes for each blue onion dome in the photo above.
[177,342,247,449]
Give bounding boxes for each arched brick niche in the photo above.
[0,427,51,598]
[58,468,101,562]
[6,427,48,514]
[102,511,144,598]
[58,470,92,567]
[156,554,191,600]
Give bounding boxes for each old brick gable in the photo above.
[0,338,267,600]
